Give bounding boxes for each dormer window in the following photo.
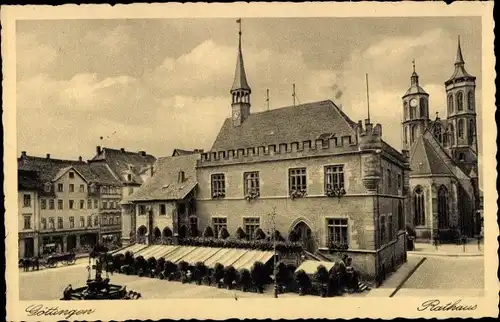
[89,183,96,193]
[44,182,52,192]
[127,174,132,182]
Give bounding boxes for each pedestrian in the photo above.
[31,257,36,271]
[35,256,40,271]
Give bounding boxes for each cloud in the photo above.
[16,32,58,79]
[81,25,138,56]
[17,26,481,166]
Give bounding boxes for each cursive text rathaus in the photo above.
[417,299,477,312]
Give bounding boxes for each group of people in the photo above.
[20,257,40,272]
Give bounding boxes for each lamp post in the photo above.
[267,208,278,298]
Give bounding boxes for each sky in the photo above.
[16,17,482,177]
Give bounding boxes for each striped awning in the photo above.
[295,260,336,275]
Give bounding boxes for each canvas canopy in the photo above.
[295,260,336,275]
[112,243,147,255]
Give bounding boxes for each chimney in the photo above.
[120,148,125,153]
[149,165,155,177]
[178,170,185,183]
[78,156,83,162]
[139,151,146,156]
[21,151,26,157]
[46,153,51,159]
[96,146,102,154]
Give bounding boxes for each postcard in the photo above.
[2,2,497,320]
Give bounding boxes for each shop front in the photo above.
[19,231,38,258]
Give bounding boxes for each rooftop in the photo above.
[124,153,199,202]
[211,100,357,152]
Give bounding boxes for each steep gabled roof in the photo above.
[88,161,122,186]
[409,135,454,176]
[91,147,156,185]
[18,169,42,191]
[172,149,202,157]
[18,156,98,183]
[124,154,199,202]
[211,100,357,151]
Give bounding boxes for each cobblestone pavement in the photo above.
[394,256,484,297]
[19,264,277,300]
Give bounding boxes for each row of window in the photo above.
[22,214,112,230]
[413,185,450,228]
[36,198,120,210]
[211,166,346,199]
[447,90,474,114]
[406,118,475,148]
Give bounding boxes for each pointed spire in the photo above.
[455,35,465,66]
[410,58,419,86]
[231,18,251,92]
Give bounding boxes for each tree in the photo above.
[223,266,237,289]
[288,230,300,242]
[294,269,311,296]
[235,227,247,240]
[253,228,266,240]
[251,261,266,293]
[193,261,207,285]
[203,226,214,238]
[314,265,330,297]
[219,227,230,239]
[239,268,252,292]
[214,263,225,288]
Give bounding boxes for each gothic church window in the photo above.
[403,101,408,119]
[468,119,475,145]
[410,125,417,144]
[433,124,442,143]
[410,105,416,119]
[458,119,464,138]
[419,98,427,118]
[413,186,425,226]
[448,124,455,145]
[438,186,449,229]
[447,94,454,114]
[467,91,474,111]
[456,91,464,111]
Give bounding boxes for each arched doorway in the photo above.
[162,227,173,238]
[137,225,147,242]
[292,221,316,253]
[178,225,188,239]
[153,227,161,241]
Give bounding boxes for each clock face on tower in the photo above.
[410,98,418,108]
[233,111,240,120]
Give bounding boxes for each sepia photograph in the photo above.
[2,2,497,320]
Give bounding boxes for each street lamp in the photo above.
[267,208,278,298]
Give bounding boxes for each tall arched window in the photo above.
[410,105,416,119]
[413,186,425,226]
[433,123,442,143]
[458,119,464,138]
[448,94,454,114]
[404,126,408,145]
[448,124,455,145]
[404,101,408,120]
[419,97,427,118]
[468,119,475,145]
[438,185,449,229]
[398,200,404,230]
[456,91,464,111]
[467,91,474,111]
[410,125,417,144]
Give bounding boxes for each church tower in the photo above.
[230,19,251,127]
[402,60,430,150]
[444,36,478,175]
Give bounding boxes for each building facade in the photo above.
[88,146,156,245]
[402,37,480,242]
[18,153,112,257]
[18,170,41,258]
[123,153,199,244]
[191,28,411,282]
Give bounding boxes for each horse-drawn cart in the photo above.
[41,252,76,268]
